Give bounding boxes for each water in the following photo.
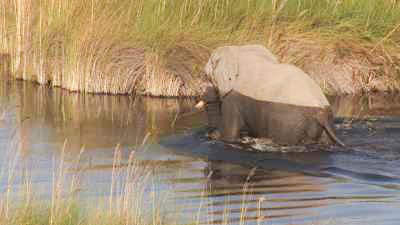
[1,82,400,225]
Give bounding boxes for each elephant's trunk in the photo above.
[205,100,221,129]
[316,108,345,147]
[195,86,221,129]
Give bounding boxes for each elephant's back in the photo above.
[234,63,330,108]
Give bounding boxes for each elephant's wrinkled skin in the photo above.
[199,45,344,146]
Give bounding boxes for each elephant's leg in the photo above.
[219,97,244,143]
[319,130,333,145]
[270,113,321,145]
[304,118,324,144]
[204,86,221,130]
[273,119,308,145]
[205,101,221,132]
[204,90,222,140]
[204,105,221,140]
[281,111,337,146]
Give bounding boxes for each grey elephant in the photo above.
[196,45,344,146]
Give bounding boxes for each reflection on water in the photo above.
[1,82,400,225]
[1,82,201,154]
[330,94,400,118]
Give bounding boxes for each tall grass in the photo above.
[1,0,400,96]
[0,141,265,225]
[0,124,176,225]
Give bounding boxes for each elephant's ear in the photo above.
[206,46,239,97]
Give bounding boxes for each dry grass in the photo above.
[276,37,400,94]
[0,53,10,79]
[1,0,400,96]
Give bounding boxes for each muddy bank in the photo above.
[2,40,399,96]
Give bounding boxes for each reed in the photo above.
[0,139,164,225]
[1,0,400,96]
[0,140,269,225]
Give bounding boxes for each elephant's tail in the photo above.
[321,121,345,147]
[317,109,345,147]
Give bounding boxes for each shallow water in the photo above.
[1,82,400,225]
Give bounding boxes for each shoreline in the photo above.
[2,39,399,97]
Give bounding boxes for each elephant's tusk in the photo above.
[195,100,206,109]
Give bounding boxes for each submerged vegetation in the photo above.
[1,0,400,95]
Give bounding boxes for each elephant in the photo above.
[196,44,344,146]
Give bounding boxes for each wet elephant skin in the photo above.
[206,90,335,145]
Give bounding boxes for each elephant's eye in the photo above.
[213,58,221,69]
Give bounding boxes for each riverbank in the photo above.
[1,0,399,96]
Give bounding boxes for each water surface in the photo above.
[0,82,400,225]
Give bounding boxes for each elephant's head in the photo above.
[204,46,239,98]
[196,45,279,109]
[195,46,240,128]
[202,45,278,102]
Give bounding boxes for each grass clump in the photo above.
[0,142,170,225]
[1,0,400,96]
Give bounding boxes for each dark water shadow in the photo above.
[160,93,400,189]
[159,126,400,186]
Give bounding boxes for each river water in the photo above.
[0,82,400,225]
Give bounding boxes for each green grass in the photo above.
[1,0,400,96]
[0,142,170,225]
[4,202,167,225]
